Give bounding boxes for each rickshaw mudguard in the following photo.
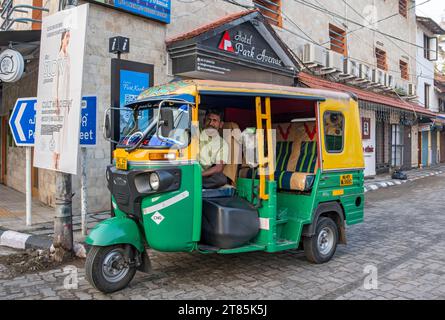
[85,217,145,252]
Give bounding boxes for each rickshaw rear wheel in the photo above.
[86,245,137,293]
[303,217,338,264]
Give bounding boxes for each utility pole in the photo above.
[53,0,78,262]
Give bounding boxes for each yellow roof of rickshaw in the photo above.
[137,79,354,103]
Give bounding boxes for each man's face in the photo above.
[205,113,223,130]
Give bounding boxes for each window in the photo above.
[424,34,438,61]
[399,0,408,18]
[400,60,409,80]
[375,48,388,70]
[425,83,431,109]
[329,24,347,56]
[324,111,344,153]
[439,98,445,112]
[253,0,282,27]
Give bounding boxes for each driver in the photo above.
[199,109,229,189]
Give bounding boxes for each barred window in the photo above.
[253,0,282,27]
[375,48,388,71]
[399,0,408,18]
[329,24,347,56]
[400,60,409,80]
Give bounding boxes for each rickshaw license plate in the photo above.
[116,157,128,170]
[340,174,353,186]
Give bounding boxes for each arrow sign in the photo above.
[9,97,98,148]
[9,98,37,147]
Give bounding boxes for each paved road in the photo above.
[1,175,445,300]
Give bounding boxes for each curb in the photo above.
[364,170,443,193]
[0,228,86,258]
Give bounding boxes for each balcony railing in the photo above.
[0,0,49,31]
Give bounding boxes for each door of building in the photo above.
[431,130,437,165]
[391,124,403,168]
[422,131,429,167]
[441,131,445,163]
[0,116,7,184]
[376,120,390,173]
[402,125,412,170]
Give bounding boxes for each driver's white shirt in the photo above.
[199,129,229,171]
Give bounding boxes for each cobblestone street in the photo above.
[1,174,445,300]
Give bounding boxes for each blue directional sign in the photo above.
[9,98,37,146]
[80,96,97,147]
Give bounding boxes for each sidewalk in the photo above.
[364,164,444,193]
[0,184,109,248]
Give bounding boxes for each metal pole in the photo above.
[25,147,32,226]
[52,0,77,262]
[80,147,88,236]
[53,172,73,261]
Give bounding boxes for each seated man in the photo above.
[199,109,229,189]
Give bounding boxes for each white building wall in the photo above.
[416,26,437,111]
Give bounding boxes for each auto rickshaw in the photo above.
[85,80,365,293]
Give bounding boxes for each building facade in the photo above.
[0,0,444,214]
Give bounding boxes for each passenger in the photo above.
[199,109,229,189]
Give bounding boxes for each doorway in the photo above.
[1,116,8,184]
[402,125,412,170]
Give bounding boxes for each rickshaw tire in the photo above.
[303,217,338,264]
[85,245,137,294]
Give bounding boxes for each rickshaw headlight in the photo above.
[149,172,160,190]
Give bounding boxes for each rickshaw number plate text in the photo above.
[116,157,128,170]
[340,174,353,186]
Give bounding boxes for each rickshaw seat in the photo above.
[238,138,318,192]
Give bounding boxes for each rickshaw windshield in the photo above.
[118,101,191,149]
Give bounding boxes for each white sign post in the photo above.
[79,96,97,235]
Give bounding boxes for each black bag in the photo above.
[392,170,407,180]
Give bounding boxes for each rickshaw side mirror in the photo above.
[159,108,174,138]
[104,112,112,140]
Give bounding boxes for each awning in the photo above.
[298,72,436,118]
[0,30,40,47]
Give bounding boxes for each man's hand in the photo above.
[202,162,225,177]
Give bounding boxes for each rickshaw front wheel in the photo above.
[86,245,137,293]
[303,217,339,264]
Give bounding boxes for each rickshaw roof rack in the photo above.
[136,79,355,104]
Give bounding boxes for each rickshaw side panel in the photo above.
[140,163,202,252]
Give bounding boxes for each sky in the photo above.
[416,0,445,25]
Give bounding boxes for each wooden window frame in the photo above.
[400,60,409,80]
[329,24,347,56]
[253,0,282,27]
[399,0,408,18]
[375,48,388,71]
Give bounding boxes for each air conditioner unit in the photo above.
[408,83,416,96]
[359,64,372,82]
[370,69,384,87]
[386,74,395,88]
[303,43,326,67]
[325,50,344,72]
[341,58,359,79]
